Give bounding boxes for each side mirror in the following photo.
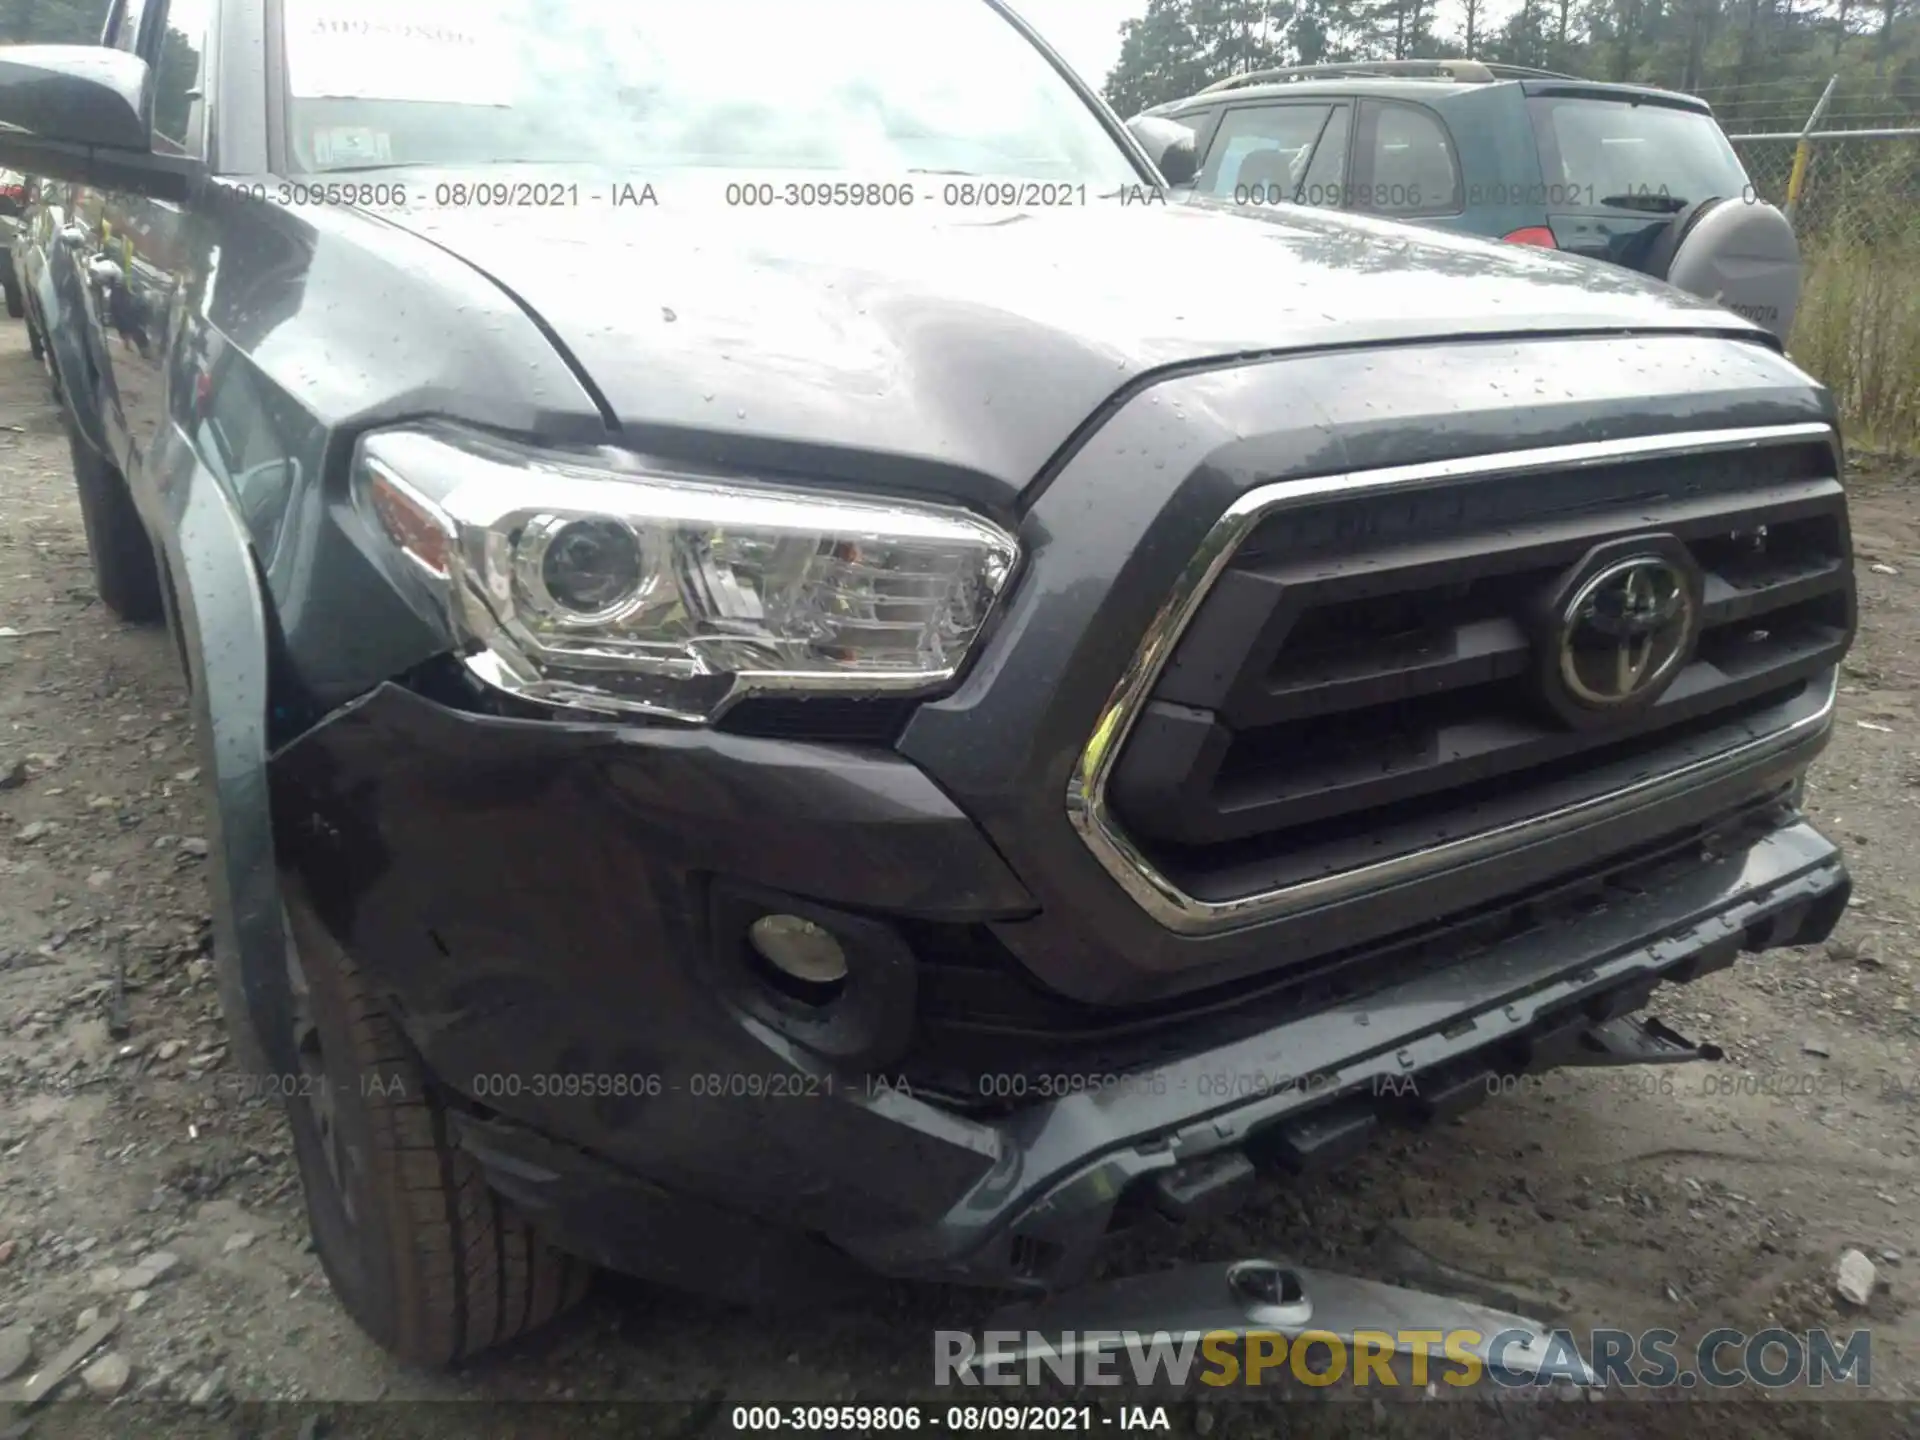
[0,45,197,201]
[1126,115,1199,189]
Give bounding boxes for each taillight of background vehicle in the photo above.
[1502,226,1557,247]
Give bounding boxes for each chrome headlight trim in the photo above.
[355,423,1022,724]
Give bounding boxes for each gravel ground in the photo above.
[3,317,1920,1439]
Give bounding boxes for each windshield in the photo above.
[1526,96,1752,211]
[280,0,1141,186]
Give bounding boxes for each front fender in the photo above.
[145,411,291,1078]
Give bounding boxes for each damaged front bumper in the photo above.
[269,682,1848,1306]
[834,816,1846,1285]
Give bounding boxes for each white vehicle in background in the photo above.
[0,166,26,321]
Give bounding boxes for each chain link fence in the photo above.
[1731,128,1920,249]
[1702,76,1920,448]
[1726,122,1920,450]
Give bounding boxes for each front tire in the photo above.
[279,887,591,1365]
[64,412,164,623]
[4,278,22,320]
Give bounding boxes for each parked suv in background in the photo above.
[0,167,27,320]
[1135,59,1802,342]
[0,0,1854,1369]
[12,173,75,371]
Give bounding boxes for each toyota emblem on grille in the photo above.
[1557,555,1697,709]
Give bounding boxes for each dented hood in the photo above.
[370,170,1771,494]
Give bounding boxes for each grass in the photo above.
[1788,233,1920,455]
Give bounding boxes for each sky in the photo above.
[1010,0,1523,91]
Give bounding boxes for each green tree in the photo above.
[1349,0,1442,57]
[152,23,201,142]
[0,0,111,44]
[1485,0,1556,66]
[1104,0,1919,118]
[1106,0,1211,116]
[1107,0,1397,111]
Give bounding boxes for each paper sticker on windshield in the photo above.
[284,1,518,106]
[312,127,393,166]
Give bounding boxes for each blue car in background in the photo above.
[1134,59,1802,342]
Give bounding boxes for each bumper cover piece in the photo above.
[969,1257,1594,1389]
[1559,1014,1724,1068]
[843,819,1845,1284]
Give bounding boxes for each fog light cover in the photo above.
[748,914,849,988]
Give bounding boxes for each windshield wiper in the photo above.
[1599,192,1690,213]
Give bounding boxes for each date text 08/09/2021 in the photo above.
[206,175,1760,215]
[216,1068,1395,1104]
[206,176,1176,211]
[213,1064,1882,1106]
[727,1405,1167,1433]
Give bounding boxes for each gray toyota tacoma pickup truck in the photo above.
[0,0,1854,1370]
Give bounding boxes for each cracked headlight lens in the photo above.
[355,424,1020,722]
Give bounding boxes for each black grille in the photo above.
[1108,437,1853,900]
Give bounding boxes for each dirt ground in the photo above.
[3,316,1920,1439]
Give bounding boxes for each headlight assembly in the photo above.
[354,424,1020,723]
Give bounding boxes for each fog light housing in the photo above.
[706,883,917,1070]
[748,914,850,989]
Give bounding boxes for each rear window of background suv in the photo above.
[1526,95,1752,212]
